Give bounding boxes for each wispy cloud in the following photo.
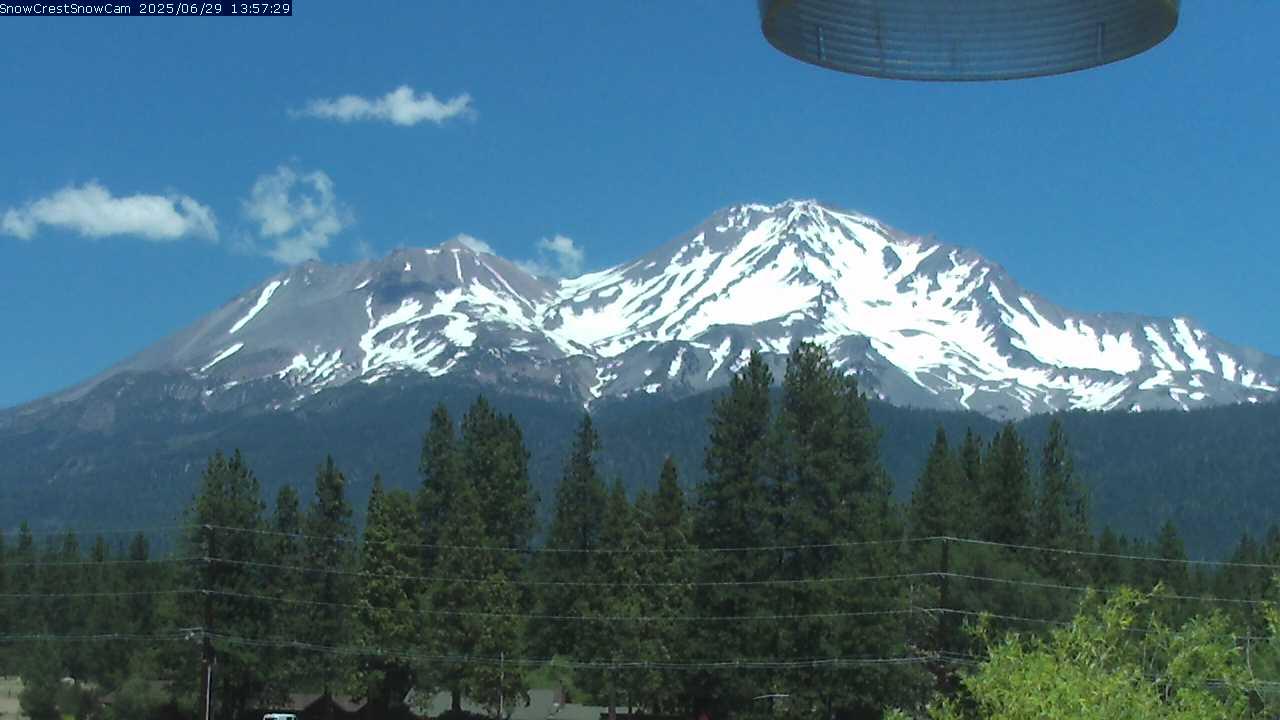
[450,233,493,254]
[242,165,351,264]
[294,85,475,127]
[517,234,586,278]
[1,181,216,242]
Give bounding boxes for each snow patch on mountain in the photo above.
[76,199,1280,420]
[229,280,284,334]
[200,343,244,373]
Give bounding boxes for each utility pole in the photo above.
[200,524,215,720]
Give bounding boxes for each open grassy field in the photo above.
[0,677,23,720]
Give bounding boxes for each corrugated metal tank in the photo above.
[759,0,1179,80]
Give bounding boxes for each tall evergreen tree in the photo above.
[956,428,985,537]
[909,427,965,540]
[577,480,644,720]
[353,477,422,717]
[769,342,919,716]
[0,529,7,673]
[633,457,694,715]
[263,484,304,699]
[301,455,357,697]
[84,535,122,685]
[1092,526,1125,587]
[1033,418,1091,580]
[689,351,775,716]
[1153,520,1189,591]
[184,450,272,720]
[536,414,609,661]
[430,472,526,712]
[979,424,1033,546]
[123,532,156,636]
[907,427,968,677]
[419,404,462,576]
[460,398,538,556]
[43,532,85,681]
[10,523,35,638]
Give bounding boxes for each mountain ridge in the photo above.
[13,199,1280,420]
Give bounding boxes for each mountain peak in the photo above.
[43,201,1280,420]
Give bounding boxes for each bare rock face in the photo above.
[28,200,1279,421]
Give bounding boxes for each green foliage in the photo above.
[419,402,462,575]
[978,424,1033,546]
[690,350,775,714]
[353,477,423,713]
[184,449,272,720]
[103,674,171,720]
[8,378,1280,720]
[910,427,967,540]
[925,589,1259,720]
[1033,418,1091,581]
[300,455,358,694]
[536,413,609,659]
[18,643,62,720]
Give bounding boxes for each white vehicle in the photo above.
[263,714,297,720]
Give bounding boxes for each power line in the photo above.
[941,571,1277,607]
[0,524,191,540]
[938,535,1280,571]
[204,555,932,588]
[0,555,197,568]
[195,525,1280,572]
[202,523,921,555]
[203,587,917,623]
[0,588,196,600]
[6,522,1277,572]
[204,631,937,671]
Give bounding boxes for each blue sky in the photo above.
[1,3,1277,408]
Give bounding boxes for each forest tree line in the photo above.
[2,342,1279,720]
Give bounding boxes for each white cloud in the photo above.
[450,233,493,254]
[295,85,475,127]
[517,234,586,278]
[243,165,351,264]
[1,181,216,242]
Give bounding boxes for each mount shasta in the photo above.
[29,200,1280,421]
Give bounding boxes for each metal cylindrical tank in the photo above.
[759,0,1179,81]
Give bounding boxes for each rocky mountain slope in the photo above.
[18,200,1279,421]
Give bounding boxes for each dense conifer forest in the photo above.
[3,343,1279,720]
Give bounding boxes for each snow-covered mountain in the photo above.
[51,200,1280,419]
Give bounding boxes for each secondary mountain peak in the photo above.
[33,201,1280,420]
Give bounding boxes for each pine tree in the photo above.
[301,455,358,697]
[1033,418,1091,581]
[43,531,85,681]
[429,473,495,711]
[84,535,123,686]
[956,428,985,537]
[1153,520,1188,591]
[11,523,35,638]
[1092,526,1125,587]
[642,457,694,715]
[577,480,643,720]
[689,350,775,716]
[353,477,422,716]
[536,414,609,661]
[769,342,919,716]
[979,424,1033,546]
[263,485,304,700]
[907,427,967,675]
[460,398,538,556]
[0,529,8,674]
[419,403,462,576]
[184,450,272,720]
[909,427,965,540]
